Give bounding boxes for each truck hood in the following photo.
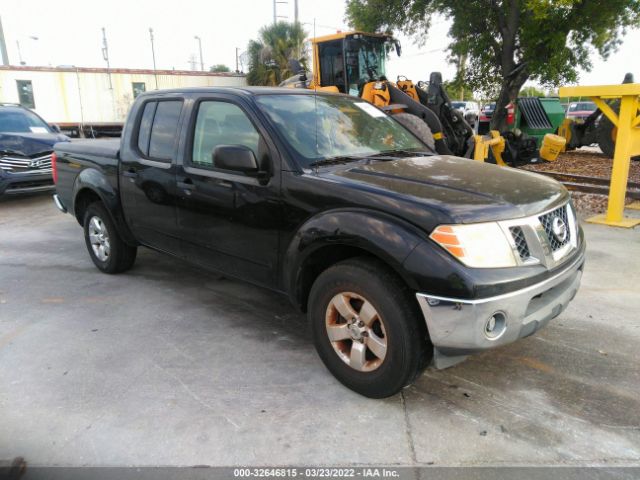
[0,132,70,157]
[329,155,568,223]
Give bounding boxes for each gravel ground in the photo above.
[520,147,640,216]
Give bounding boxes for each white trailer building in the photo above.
[0,66,247,136]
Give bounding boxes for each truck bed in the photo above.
[54,139,121,215]
[56,139,120,160]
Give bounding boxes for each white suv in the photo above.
[451,101,480,126]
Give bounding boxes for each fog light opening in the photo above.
[484,312,506,340]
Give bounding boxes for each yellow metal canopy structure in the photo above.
[559,83,640,227]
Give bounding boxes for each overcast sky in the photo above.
[1,0,638,89]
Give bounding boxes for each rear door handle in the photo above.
[177,179,196,191]
[122,168,138,178]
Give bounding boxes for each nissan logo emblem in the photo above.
[551,216,568,242]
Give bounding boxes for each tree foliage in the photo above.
[346,0,640,129]
[520,85,547,97]
[444,80,475,100]
[209,64,231,73]
[246,22,307,86]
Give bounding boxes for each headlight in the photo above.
[429,222,517,268]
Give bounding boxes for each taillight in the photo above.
[51,152,58,184]
[506,103,515,125]
[479,114,489,122]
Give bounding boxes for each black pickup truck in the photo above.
[53,87,585,398]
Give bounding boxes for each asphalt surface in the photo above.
[1,193,639,467]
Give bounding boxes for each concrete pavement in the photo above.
[1,194,639,467]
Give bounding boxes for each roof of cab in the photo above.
[136,86,334,98]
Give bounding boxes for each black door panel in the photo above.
[119,99,185,254]
[175,98,281,287]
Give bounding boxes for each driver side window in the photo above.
[191,101,260,168]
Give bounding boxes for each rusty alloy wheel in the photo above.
[325,291,387,372]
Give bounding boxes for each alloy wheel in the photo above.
[325,292,387,372]
[88,216,110,262]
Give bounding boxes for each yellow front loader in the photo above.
[281,31,562,164]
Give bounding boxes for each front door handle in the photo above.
[122,168,138,178]
[177,179,196,191]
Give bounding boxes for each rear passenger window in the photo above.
[191,101,260,168]
[136,100,183,161]
[149,101,183,160]
[137,102,156,155]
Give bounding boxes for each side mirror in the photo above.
[213,145,259,173]
[50,124,61,133]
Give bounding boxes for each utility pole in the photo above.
[273,0,288,23]
[187,54,197,71]
[75,66,85,134]
[0,16,9,66]
[294,0,299,24]
[149,28,158,89]
[194,36,203,71]
[101,27,113,89]
[235,47,239,73]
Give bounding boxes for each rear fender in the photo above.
[72,168,137,245]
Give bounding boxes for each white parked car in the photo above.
[451,101,480,126]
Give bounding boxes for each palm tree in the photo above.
[247,22,307,86]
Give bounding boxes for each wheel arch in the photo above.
[72,168,137,246]
[283,208,425,312]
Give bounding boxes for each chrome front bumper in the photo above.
[416,251,584,369]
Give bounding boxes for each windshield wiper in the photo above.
[308,155,368,167]
[368,149,432,158]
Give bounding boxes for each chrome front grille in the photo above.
[509,226,531,260]
[501,202,578,268]
[539,205,571,251]
[0,154,52,174]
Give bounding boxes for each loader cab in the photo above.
[312,32,399,95]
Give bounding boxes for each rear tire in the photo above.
[392,113,436,151]
[83,202,137,274]
[308,257,431,398]
[596,102,618,158]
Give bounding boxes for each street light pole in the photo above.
[235,47,239,73]
[16,40,23,65]
[101,28,112,90]
[149,28,158,89]
[194,35,203,71]
[16,36,38,66]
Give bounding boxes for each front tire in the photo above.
[83,202,137,274]
[392,113,436,151]
[308,258,431,398]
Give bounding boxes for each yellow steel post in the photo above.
[559,83,640,228]
[594,94,639,226]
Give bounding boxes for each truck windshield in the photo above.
[0,108,51,134]
[255,94,429,168]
